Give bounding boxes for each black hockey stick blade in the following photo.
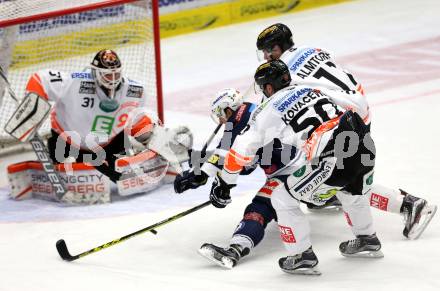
[56,239,78,262]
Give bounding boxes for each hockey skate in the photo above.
[400,190,437,240]
[198,243,249,269]
[278,247,321,275]
[306,195,342,212]
[339,233,384,258]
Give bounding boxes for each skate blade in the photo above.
[408,205,437,240]
[197,246,234,269]
[282,267,321,276]
[341,250,384,258]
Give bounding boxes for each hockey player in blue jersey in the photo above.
[174,88,332,269]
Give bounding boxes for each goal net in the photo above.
[0,0,163,155]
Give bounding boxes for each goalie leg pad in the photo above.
[115,149,170,196]
[8,163,33,200]
[7,161,111,204]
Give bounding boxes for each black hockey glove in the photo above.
[209,174,235,208]
[174,170,208,194]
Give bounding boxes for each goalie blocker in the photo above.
[4,92,50,142]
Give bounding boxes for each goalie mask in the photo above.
[91,49,122,97]
[210,88,244,124]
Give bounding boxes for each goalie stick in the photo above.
[56,200,211,261]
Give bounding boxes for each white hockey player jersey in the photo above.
[280,46,370,123]
[221,84,345,184]
[25,69,151,151]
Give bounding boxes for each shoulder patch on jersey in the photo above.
[71,72,93,79]
[234,104,247,122]
[127,85,143,98]
[79,81,96,94]
[273,87,312,112]
[251,99,270,121]
[288,48,316,72]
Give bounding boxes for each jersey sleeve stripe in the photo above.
[26,73,49,100]
[50,110,64,134]
[224,149,253,173]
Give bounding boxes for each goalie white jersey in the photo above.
[280,46,370,123]
[25,69,150,151]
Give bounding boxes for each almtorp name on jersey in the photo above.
[281,46,359,91]
[37,69,146,150]
[287,47,330,77]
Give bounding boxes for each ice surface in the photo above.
[1,0,439,290]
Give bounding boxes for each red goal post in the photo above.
[0,0,163,154]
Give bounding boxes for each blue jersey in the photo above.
[201,102,297,177]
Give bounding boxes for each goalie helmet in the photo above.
[254,60,291,98]
[256,23,294,60]
[210,88,244,124]
[90,49,122,96]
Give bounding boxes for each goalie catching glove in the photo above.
[137,123,193,170]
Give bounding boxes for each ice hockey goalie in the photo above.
[5,49,193,205]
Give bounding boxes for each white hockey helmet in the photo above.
[90,49,122,96]
[210,88,244,124]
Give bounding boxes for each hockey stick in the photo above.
[201,123,222,157]
[0,66,70,200]
[56,200,211,261]
[0,66,19,103]
[188,123,222,170]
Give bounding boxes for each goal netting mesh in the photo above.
[0,0,161,155]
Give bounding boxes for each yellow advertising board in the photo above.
[160,0,352,38]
